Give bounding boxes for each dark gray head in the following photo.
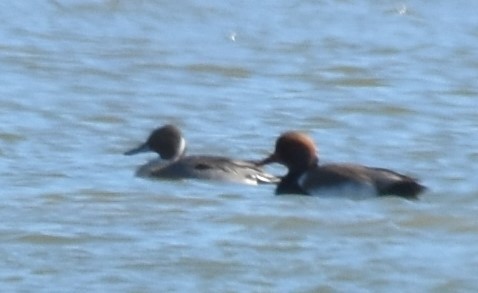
[124,124,186,160]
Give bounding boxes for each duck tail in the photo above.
[256,173,281,184]
[383,180,427,199]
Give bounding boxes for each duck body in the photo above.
[125,125,279,185]
[277,163,425,199]
[259,131,426,199]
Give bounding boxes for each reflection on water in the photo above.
[1,0,478,291]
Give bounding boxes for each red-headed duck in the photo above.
[257,131,426,199]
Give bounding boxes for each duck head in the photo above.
[259,131,318,172]
[124,124,186,160]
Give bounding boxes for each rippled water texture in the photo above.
[1,1,478,292]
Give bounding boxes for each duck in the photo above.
[256,131,426,199]
[124,124,279,185]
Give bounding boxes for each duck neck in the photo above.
[276,170,308,195]
[177,138,186,156]
[276,158,318,195]
[170,137,187,161]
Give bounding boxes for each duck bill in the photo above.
[124,142,151,156]
[256,153,279,166]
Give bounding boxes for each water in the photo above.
[1,0,478,291]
